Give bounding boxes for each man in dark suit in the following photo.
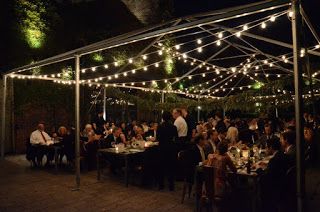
[205,129,219,156]
[215,112,227,133]
[259,137,287,212]
[104,127,125,148]
[92,111,106,135]
[181,107,196,141]
[257,123,277,148]
[280,130,296,169]
[157,111,178,190]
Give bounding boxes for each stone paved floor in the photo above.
[0,155,194,212]
[1,155,320,212]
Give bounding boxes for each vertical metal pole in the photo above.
[291,1,305,211]
[103,87,107,120]
[197,96,200,123]
[75,55,81,189]
[161,91,165,118]
[1,75,7,159]
[275,107,279,118]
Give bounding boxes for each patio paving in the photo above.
[0,155,193,212]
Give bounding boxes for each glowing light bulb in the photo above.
[216,40,221,46]
[155,63,159,67]
[243,25,248,31]
[104,64,109,69]
[128,59,133,63]
[197,39,202,44]
[92,67,96,71]
[182,54,187,58]
[236,32,241,37]
[218,32,223,38]
[270,16,276,22]
[175,45,180,50]
[158,50,163,55]
[261,22,266,29]
[197,47,203,53]
[132,69,136,74]
[288,11,293,17]
[142,55,147,60]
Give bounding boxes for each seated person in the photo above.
[206,140,237,197]
[58,126,75,163]
[205,129,220,155]
[304,125,318,167]
[258,137,287,212]
[104,127,126,148]
[280,130,296,169]
[257,124,277,149]
[145,122,158,141]
[30,123,54,166]
[81,124,94,141]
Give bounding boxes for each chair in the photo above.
[25,138,37,167]
[178,150,193,203]
[197,166,223,212]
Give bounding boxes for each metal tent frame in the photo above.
[1,0,318,210]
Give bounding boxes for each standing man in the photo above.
[92,110,106,135]
[181,107,196,141]
[157,111,178,191]
[172,108,188,150]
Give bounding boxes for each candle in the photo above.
[242,150,249,159]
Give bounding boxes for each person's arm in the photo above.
[30,132,39,145]
[226,155,237,173]
[120,133,127,145]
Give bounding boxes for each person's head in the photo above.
[113,127,122,137]
[280,130,296,149]
[97,111,104,117]
[152,122,159,130]
[266,137,281,155]
[58,126,67,136]
[304,125,314,144]
[162,111,172,122]
[217,140,229,155]
[215,112,223,121]
[172,108,182,119]
[194,134,206,147]
[181,107,188,118]
[85,124,93,133]
[264,123,272,135]
[208,129,219,143]
[120,122,126,129]
[37,123,45,132]
[226,126,238,143]
[303,112,309,119]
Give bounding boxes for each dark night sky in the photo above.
[174,0,320,34]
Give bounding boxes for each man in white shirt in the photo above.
[30,123,52,145]
[30,123,54,166]
[172,108,188,149]
[172,108,188,137]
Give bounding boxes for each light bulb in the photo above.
[175,45,180,50]
[216,40,221,46]
[218,32,223,38]
[197,47,203,53]
[142,55,147,60]
[270,16,276,22]
[197,39,202,44]
[236,32,241,37]
[261,22,266,29]
[243,25,248,31]
[129,59,133,63]
[158,50,163,55]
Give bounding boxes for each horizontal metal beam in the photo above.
[213,24,320,57]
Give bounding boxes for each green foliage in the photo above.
[92,52,104,62]
[111,50,128,66]
[61,66,73,80]
[15,0,48,48]
[162,37,176,75]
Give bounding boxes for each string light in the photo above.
[236,32,241,37]
[142,55,147,60]
[216,40,221,46]
[175,45,180,50]
[261,22,267,29]
[270,16,276,22]
[218,32,223,39]
[197,39,202,44]
[243,25,248,31]
[104,64,109,69]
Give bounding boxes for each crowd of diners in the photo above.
[29,108,319,210]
